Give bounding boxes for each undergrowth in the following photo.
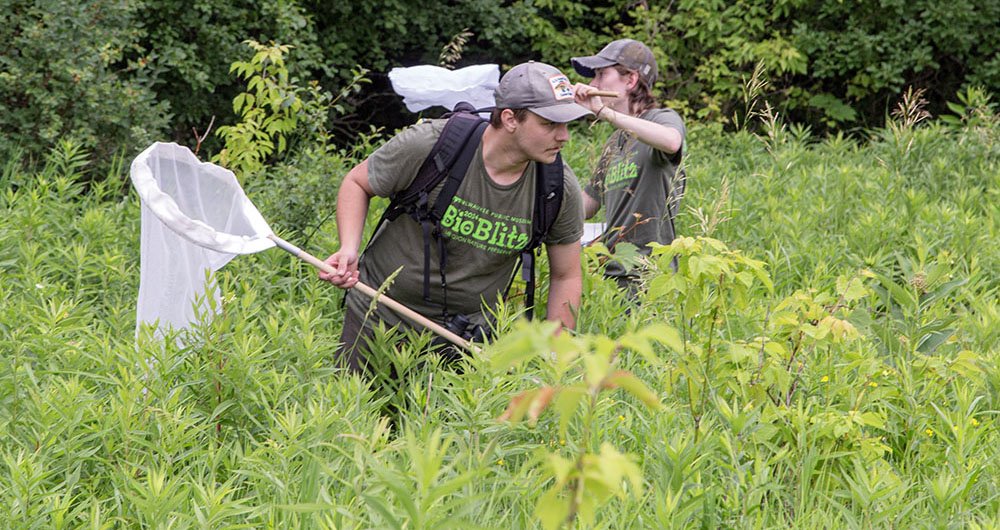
[2,92,1000,528]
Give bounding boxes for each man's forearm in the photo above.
[546,273,581,330]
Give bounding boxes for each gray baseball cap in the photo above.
[494,61,593,123]
[571,39,658,86]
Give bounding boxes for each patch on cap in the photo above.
[548,75,574,101]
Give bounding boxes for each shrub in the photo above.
[0,0,169,169]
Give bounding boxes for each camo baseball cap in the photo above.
[494,61,593,123]
[571,39,658,86]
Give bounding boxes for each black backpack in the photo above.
[365,102,564,322]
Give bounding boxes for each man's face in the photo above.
[512,111,570,164]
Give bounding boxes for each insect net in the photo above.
[387,63,498,112]
[130,142,275,338]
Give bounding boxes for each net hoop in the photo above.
[130,142,275,255]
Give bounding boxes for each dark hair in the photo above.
[489,108,531,128]
[615,65,658,115]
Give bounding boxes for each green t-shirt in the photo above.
[584,108,685,276]
[346,119,584,332]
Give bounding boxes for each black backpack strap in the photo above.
[361,109,487,318]
[382,112,486,223]
[430,120,488,221]
[427,120,488,311]
[519,154,565,320]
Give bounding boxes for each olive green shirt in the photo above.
[346,119,584,332]
[584,108,685,276]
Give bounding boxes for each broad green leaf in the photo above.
[951,349,983,378]
[916,329,956,353]
[859,412,886,429]
[547,452,575,485]
[488,322,554,370]
[841,276,868,302]
[919,278,967,308]
[634,323,683,356]
[553,385,587,437]
[233,93,247,114]
[684,287,702,320]
[688,255,706,279]
[750,264,774,292]
[535,487,569,530]
[647,274,671,299]
[880,276,917,311]
[608,371,662,410]
[763,340,790,359]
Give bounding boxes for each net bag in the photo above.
[131,142,274,337]
[388,63,499,112]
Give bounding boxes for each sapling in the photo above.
[491,320,674,529]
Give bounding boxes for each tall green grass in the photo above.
[2,105,1000,528]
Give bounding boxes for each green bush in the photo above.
[5,0,997,168]
[0,0,169,168]
[518,0,1000,131]
[133,0,328,152]
[4,101,1000,528]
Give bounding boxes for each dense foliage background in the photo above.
[2,0,1000,527]
[2,96,1000,528]
[2,0,997,169]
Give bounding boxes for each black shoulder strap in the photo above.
[382,112,486,223]
[423,119,487,310]
[531,154,565,249]
[520,153,564,320]
[360,108,488,317]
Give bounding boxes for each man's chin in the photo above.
[535,150,560,164]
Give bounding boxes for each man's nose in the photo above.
[555,123,570,142]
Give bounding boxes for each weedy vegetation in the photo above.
[2,65,1000,528]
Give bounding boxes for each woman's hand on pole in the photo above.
[572,83,603,114]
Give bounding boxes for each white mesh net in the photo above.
[388,63,499,112]
[130,142,274,338]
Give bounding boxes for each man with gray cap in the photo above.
[570,39,686,291]
[319,61,591,373]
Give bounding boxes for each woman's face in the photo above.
[590,66,633,93]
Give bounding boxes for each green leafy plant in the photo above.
[213,40,303,177]
[4,104,1000,528]
[213,40,370,182]
[490,320,667,529]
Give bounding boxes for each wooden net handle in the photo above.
[268,234,480,354]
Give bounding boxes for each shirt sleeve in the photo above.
[648,109,686,165]
[545,160,585,245]
[366,120,446,197]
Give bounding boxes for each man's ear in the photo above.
[500,108,519,132]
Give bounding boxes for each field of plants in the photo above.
[2,90,1000,528]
